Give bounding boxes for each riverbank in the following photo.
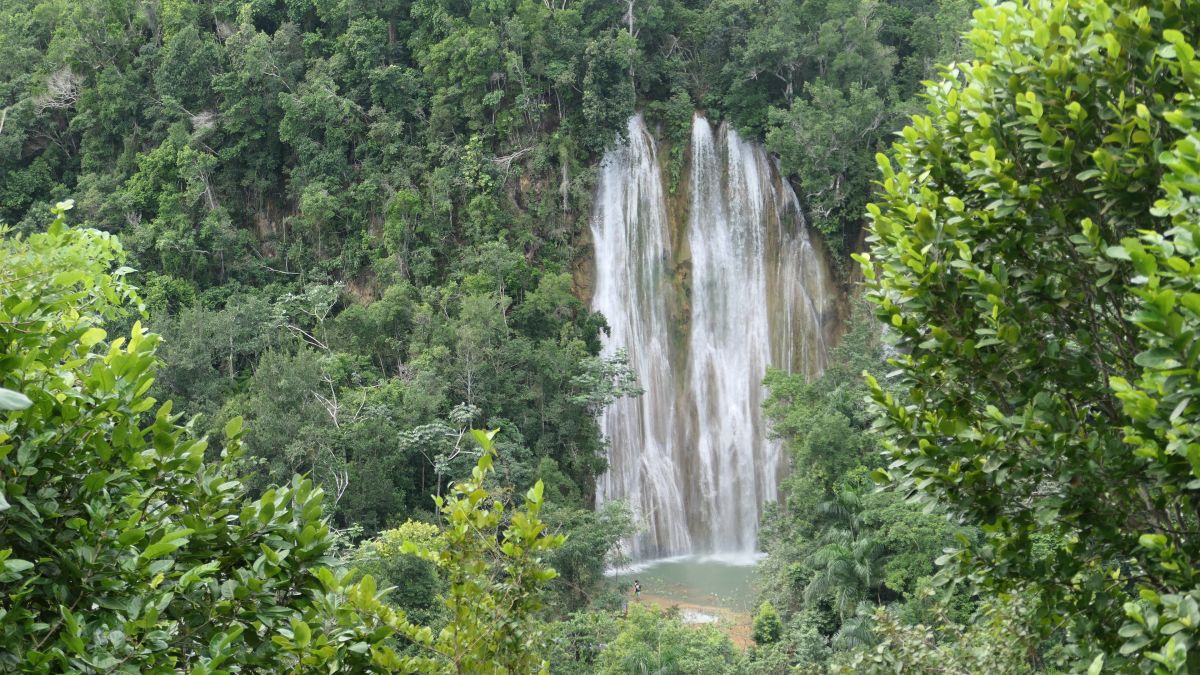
[633,593,755,650]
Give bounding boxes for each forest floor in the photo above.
[637,593,754,650]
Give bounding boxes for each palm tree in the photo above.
[802,535,888,619]
[814,485,867,540]
[801,486,889,619]
[832,601,881,651]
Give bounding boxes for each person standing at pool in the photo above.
[633,579,641,600]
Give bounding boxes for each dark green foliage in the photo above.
[543,610,624,674]
[756,303,978,667]
[859,0,1200,668]
[0,0,986,668]
[766,81,888,252]
[0,207,569,671]
[540,499,635,613]
[0,203,372,671]
[746,0,970,251]
[0,0,967,282]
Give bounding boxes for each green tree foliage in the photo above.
[542,610,623,674]
[0,0,667,543]
[0,202,371,671]
[540,499,635,612]
[753,601,783,645]
[801,490,889,619]
[0,0,971,278]
[350,520,444,626]
[828,597,1043,674]
[0,0,976,559]
[754,0,972,250]
[0,203,570,672]
[756,303,973,667]
[594,605,739,675]
[345,429,566,674]
[764,301,886,502]
[858,0,1200,668]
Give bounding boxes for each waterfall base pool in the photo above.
[609,554,763,613]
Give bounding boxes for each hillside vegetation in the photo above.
[13,0,1200,672]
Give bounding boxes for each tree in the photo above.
[347,428,567,674]
[829,597,1042,675]
[753,601,783,645]
[0,203,567,672]
[350,520,444,626]
[766,81,887,248]
[857,0,1200,668]
[0,202,373,672]
[803,532,887,621]
[595,604,739,675]
[540,499,635,612]
[756,299,972,667]
[154,25,220,113]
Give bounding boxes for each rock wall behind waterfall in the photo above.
[591,113,840,559]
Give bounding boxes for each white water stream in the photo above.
[591,113,837,559]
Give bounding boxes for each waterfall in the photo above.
[592,113,837,560]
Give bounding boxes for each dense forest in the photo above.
[0,0,965,531]
[4,0,1200,671]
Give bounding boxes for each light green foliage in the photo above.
[347,429,566,674]
[0,203,372,672]
[785,610,833,667]
[860,489,960,603]
[152,293,275,418]
[569,348,643,415]
[646,86,694,191]
[350,520,443,626]
[155,25,220,111]
[858,0,1200,668]
[595,605,739,675]
[1109,16,1200,671]
[753,600,783,645]
[828,597,1042,674]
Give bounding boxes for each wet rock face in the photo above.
[571,224,596,308]
[590,113,840,560]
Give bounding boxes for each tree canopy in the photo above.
[0,202,366,670]
[858,0,1200,669]
[6,0,1109,671]
[0,204,565,672]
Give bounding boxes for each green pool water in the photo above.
[610,554,762,613]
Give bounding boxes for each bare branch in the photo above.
[35,68,82,114]
[493,146,534,170]
[285,323,329,351]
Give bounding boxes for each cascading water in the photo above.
[591,113,838,560]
